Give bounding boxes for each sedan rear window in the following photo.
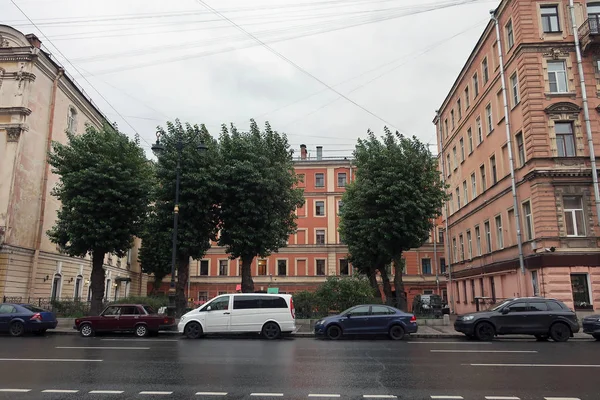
[142,306,156,315]
[21,305,46,313]
[547,301,566,311]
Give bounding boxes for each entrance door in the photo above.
[571,274,592,310]
[204,296,231,333]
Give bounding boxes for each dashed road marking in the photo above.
[56,347,150,350]
[139,391,173,395]
[250,393,284,397]
[0,358,102,362]
[100,339,179,342]
[430,396,464,399]
[308,395,341,398]
[431,350,537,353]
[363,396,397,399]
[196,392,228,396]
[89,390,124,394]
[408,341,492,344]
[485,397,521,400]
[42,390,79,393]
[544,398,581,400]
[0,389,31,392]
[468,363,600,368]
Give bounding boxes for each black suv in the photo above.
[454,297,579,342]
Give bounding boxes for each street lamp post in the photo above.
[152,130,207,317]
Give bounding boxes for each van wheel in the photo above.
[389,325,405,340]
[135,324,148,338]
[475,321,495,341]
[262,322,281,340]
[549,322,570,342]
[184,322,203,339]
[326,325,342,340]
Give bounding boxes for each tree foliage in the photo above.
[339,128,447,310]
[47,123,152,315]
[217,120,304,292]
[138,120,221,315]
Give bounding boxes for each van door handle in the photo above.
[223,312,231,315]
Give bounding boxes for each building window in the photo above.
[316,259,326,276]
[440,258,446,274]
[466,230,472,259]
[459,138,465,162]
[510,72,519,106]
[490,155,497,185]
[482,57,489,84]
[421,258,432,275]
[446,154,451,176]
[555,122,576,157]
[506,20,514,49]
[337,172,347,187]
[315,200,325,216]
[444,119,449,138]
[449,193,453,214]
[473,73,479,97]
[67,107,77,134]
[451,110,455,129]
[480,164,487,191]
[277,260,287,276]
[465,87,470,108]
[479,278,485,297]
[541,5,560,33]
[522,200,534,240]
[470,279,476,302]
[456,281,461,303]
[495,215,504,249]
[490,276,496,302]
[438,228,444,244]
[337,200,343,215]
[462,280,468,303]
[456,187,461,209]
[316,229,326,245]
[475,225,481,256]
[471,173,477,198]
[563,196,585,236]
[452,237,458,263]
[485,104,493,134]
[548,61,568,93]
[198,291,208,302]
[200,260,209,276]
[219,260,228,276]
[467,128,473,154]
[476,117,483,143]
[339,259,349,275]
[51,274,62,301]
[516,132,525,166]
[315,173,325,188]
[459,234,465,261]
[463,180,468,205]
[258,259,267,275]
[531,270,540,296]
[457,99,462,120]
[452,146,458,169]
[74,275,83,300]
[484,221,492,253]
[104,279,111,301]
[571,273,592,310]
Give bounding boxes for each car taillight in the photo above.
[30,313,42,321]
[75,319,80,325]
[164,318,170,324]
[410,315,417,323]
[290,298,295,319]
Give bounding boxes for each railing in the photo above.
[2,296,108,317]
[579,17,600,51]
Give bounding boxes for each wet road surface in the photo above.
[0,334,597,399]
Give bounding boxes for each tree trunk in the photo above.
[379,267,393,305]
[393,256,407,311]
[240,255,255,293]
[90,249,106,315]
[366,266,380,299]
[175,254,189,317]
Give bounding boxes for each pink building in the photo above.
[434,0,600,315]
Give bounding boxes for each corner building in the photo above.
[435,0,600,314]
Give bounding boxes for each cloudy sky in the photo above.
[1,0,499,158]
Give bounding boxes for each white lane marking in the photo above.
[363,396,397,399]
[431,350,536,353]
[101,339,178,342]
[308,395,341,398]
[0,358,102,362]
[485,397,521,400]
[42,390,79,393]
[89,390,124,394]
[430,397,464,399]
[0,389,31,392]
[468,363,600,368]
[544,398,581,400]
[409,341,492,344]
[196,392,228,396]
[56,346,150,350]
[139,391,173,395]
[250,393,284,397]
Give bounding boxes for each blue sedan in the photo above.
[0,304,58,337]
[314,304,418,340]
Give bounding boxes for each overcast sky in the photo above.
[1,0,498,158]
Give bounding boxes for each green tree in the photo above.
[341,128,447,310]
[218,120,304,293]
[47,124,152,315]
[139,121,221,315]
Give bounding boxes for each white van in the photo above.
[178,293,296,339]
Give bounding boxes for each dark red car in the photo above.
[74,304,176,338]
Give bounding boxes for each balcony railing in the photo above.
[578,16,600,52]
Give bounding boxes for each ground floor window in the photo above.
[258,260,267,276]
[442,289,448,303]
[571,273,592,310]
[51,273,62,301]
[316,259,326,276]
[531,270,539,296]
[423,290,433,295]
[198,291,208,302]
[339,259,349,275]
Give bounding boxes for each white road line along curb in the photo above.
[468,363,600,368]
[544,398,581,400]
[431,350,537,353]
[195,392,228,396]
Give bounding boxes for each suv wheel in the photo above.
[326,325,342,340]
[475,321,495,341]
[549,322,570,342]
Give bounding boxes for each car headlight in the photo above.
[315,320,323,326]
[180,315,186,322]
[463,315,475,321]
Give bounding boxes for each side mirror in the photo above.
[207,306,212,311]
[501,308,510,315]
[346,313,352,318]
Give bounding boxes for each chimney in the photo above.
[300,144,307,160]
[25,34,42,49]
[316,146,323,160]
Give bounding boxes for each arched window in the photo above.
[74,275,83,300]
[67,106,77,133]
[51,273,62,301]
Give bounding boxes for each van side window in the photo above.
[209,296,230,310]
[547,301,565,311]
[261,296,287,309]
[233,295,260,310]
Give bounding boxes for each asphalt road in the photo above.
[0,334,597,400]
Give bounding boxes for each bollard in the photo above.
[443,314,450,326]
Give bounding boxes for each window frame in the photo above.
[510,72,520,107]
[421,258,432,275]
[466,229,472,259]
[563,195,586,237]
[315,173,325,188]
[495,214,504,249]
[522,200,534,241]
[314,200,326,217]
[277,259,288,276]
[471,173,477,198]
[484,220,492,253]
[463,180,468,205]
[218,259,229,276]
[337,172,347,187]
[315,229,326,245]
[555,121,576,157]
[473,73,479,97]
[541,4,561,33]
[467,128,473,154]
[485,104,493,134]
[547,60,568,93]
[490,155,497,185]
[459,137,465,162]
[482,57,489,84]
[506,19,514,49]
[316,259,326,276]
[476,117,483,144]
[515,132,525,167]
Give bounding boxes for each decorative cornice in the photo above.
[545,101,582,115]
[1,123,28,142]
[523,167,593,180]
[542,47,572,59]
[0,107,31,116]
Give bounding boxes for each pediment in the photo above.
[0,25,32,48]
[544,102,581,115]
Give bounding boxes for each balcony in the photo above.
[578,16,600,52]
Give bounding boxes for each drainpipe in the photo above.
[569,0,600,226]
[491,11,526,293]
[433,223,439,295]
[435,111,454,314]
[27,68,64,296]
